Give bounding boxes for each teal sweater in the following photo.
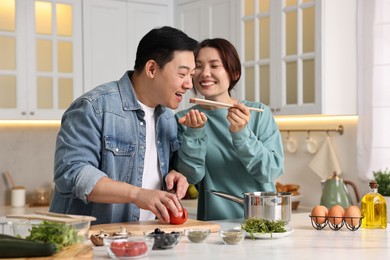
[174,100,284,221]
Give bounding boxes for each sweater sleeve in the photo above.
[173,114,208,185]
[230,105,284,183]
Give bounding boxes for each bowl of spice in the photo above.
[184,228,210,243]
[219,228,246,245]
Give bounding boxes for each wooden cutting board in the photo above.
[90,218,220,236]
[8,243,93,260]
[51,244,92,259]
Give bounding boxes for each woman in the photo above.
[174,38,284,221]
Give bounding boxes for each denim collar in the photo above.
[119,71,167,116]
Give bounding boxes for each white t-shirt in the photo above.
[137,101,162,221]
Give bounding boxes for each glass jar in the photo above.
[32,188,50,206]
[361,181,387,229]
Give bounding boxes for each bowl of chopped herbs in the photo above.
[9,220,90,251]
[241,217,289,239]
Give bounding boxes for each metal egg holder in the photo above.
[309,215,364,231]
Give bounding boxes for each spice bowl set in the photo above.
[93,226,246,259]
[184,227,246,245]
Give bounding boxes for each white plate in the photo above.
[245,227,294,239]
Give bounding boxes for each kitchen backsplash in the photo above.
[276,116,366,209]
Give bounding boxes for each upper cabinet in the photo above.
[175,0,239,43]
[83,0,173,91]
[0,0,82,119]
[174,0,240,111]
[0,0,357,119]
[241,0,357,115]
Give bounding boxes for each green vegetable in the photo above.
[0,234,57,258]
[0,234,20,240]
[26,221,82,251]
[241,218,286,239]
[373,169,390,196]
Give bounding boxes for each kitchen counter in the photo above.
[91,213,389,259]
[2,206,389,259]
[0,205,50,216]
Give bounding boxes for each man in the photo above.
[50,26,198,224]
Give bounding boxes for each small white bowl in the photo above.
[219,228,246,245]
[184,228,210,243]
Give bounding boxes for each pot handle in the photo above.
[209,190,244,204]
[344,180,361,203]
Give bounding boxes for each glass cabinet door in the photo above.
[28,0,82,119]
[0,0,26,117]
[241,0,317,115]
[0,0,81,119]
[242,0,271,107]
[283,0,316,111]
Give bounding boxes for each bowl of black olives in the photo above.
[144,228,182,250]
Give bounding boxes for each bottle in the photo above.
[361,180,387,229]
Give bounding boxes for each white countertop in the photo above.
[2,205,389,259]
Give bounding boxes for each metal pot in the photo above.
[210,190,292,223]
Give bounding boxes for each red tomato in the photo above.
[135,242,147,255]
[169,207,188,225]
[125,242,140,257]
[110,241,126,257]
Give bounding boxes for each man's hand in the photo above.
[165,170,189,200]
[133,189,183,223]
[87,176,188,223]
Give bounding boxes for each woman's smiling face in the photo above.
[193,47,231,100]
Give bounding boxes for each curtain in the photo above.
[357,0,390,180]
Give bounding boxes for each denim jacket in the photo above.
[49,71,180,224]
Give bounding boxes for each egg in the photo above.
[344,205,362,227]
[311,205,328,224]
[328,205,345,225]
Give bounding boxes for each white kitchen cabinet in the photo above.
[83,0,173,92]
[82,0,128,91]
[127,2,173,71]
[0,0,82,119]
[174,0,240,111]
[175,0,239,43]
[241,0,357,116]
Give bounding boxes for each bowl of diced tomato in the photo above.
[103,236,154,259]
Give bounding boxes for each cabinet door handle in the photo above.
[21,111,26,115]
[30,111,35,116]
